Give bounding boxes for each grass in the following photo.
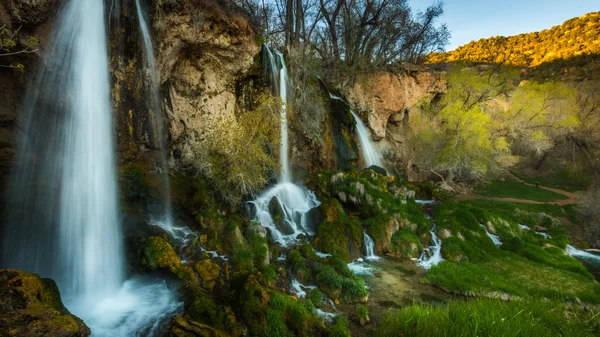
[376,298,600,337]
[511,169,590,192]
[424,256,600,303]
[466,199,566,218]
[474,179,567,202]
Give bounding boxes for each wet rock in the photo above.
[305,206,324,232]
[0,269,90,337]
[194,260,221,283]
[365,165,387,176]
[268,197,295,235]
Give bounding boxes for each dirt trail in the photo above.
[457,174,579,206]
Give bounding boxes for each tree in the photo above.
[0,25,38,70]
[578,183,600,248]
[192,93,281,206]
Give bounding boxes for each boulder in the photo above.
[268,197,295,235]
[305,206,324,232]
[365,165,387,176]
[0,269,90,337]
[194,260,222,282]
[438,229,453,240]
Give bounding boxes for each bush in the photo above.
[191,93,280,206]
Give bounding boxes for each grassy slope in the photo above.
[376,298,600,337]
[474,179,567,201]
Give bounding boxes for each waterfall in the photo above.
[250,45,320,246]
[416,223,444,269]
[480,224,502,246]
[1,0,122,303]
[135,0,175,228]
[363,231,380,261]
[328,92,384,169]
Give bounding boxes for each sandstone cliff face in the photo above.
[154,0,259,167]
[344,68,446,180]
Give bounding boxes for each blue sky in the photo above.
[409,0,600,50]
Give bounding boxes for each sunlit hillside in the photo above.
[427,12,600,67]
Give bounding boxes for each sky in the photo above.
[409,0,600,51]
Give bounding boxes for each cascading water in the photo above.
[1,0,122,304]
[416,223,444,269]
[1,0,182,334]
[350,111,384,168]
[328,93,384,169]
[480,223,502,246]
[363,231,380,261]
[135,0,175,228]
[250,45,320,246]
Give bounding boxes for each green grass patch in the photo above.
[511,169,590,192]
[376,298,600,337]
[474,179,567,202]
[424,256,600,303]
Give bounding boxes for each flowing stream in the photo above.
[416,223,444,269]
[250,45,320,246]
[480,224,502,246]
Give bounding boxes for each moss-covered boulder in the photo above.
[0,269,90,337]
[313,199,362,261]
[390,230,423,258]
[170,315,232,337]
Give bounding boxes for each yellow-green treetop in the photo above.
[427,12,600,67]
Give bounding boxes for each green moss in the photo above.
[391,231,423,258]
[325,317,352,337]
[141,236,181,273]
[474,179,567,202]
[313,199,362,261]
[187,293,232,331]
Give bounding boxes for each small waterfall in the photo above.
[251,45,320,246]
[250,182,320,246]
[480,224,502,246]
[135,0,175,227]
[416,223,444,269]
[1,0,123,304]
[568,245,600,263]
[363,231,380,261]
[328,92,384,169]
[350,111,384,168]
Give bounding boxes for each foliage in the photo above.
[427,12,600,67]
[473,179,567,202]
[410,64,580,182]
[376,298,600,337]
[191,93,280,206]
[0,25,38,70]
[324,317,352,337]
[577,183,600,248]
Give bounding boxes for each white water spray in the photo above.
[250,46,320,246]
[416,223,444,269]
[480,224,502,247]
[363,231,380,261]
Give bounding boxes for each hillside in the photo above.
[427,12,600,67]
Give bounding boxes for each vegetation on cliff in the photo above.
[427,12,600,67]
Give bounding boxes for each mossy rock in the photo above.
[140,236,182,273]
[313,199,362,261]
[170,315,232,337]
[195,260,222,283]
[0,269,90,337]
[391,231,423,258]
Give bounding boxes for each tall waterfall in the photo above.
[135,0,174,227]
[350,111,384,168]
[251,45,320,246]
[1,0,122,303]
